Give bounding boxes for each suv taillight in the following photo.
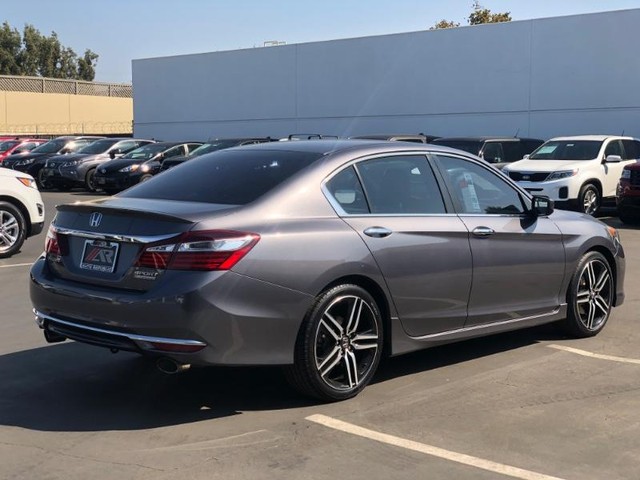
[44,225,61,255]
[135,230,259,271]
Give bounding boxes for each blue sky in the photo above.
[3,0,640,83]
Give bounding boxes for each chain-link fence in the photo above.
[0,75,132,98]
[0,121,133,136]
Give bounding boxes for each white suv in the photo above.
[0,168,45,258]
[503,135,640,215]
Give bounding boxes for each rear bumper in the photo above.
[29,257,313,366]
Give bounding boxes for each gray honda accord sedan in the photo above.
[30,140,625,401]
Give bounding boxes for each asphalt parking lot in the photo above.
[1,191,639,480]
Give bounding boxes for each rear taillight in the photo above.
[44,225,61,255]
[135,230,259,271]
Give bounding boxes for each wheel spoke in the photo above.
[318,346,342,377]
[576,289,590,304]
[0,232,15,246]
[594,296,610,316]
[586,301,596,329]
[352,333,379,350]
[594,270,610,293]
[323,312,344,337]
[319,319,341,341]
[2,217,17,230]
[345,297,363,335]
[344,350,359,388]
[585,263,596,289]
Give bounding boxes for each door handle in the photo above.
[472,226,495,238]
[363,226,392,238]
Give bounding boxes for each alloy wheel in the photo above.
[0,210,20,253]
[582,189,599,215]
[314,294,380,391]
[575,258,612,331]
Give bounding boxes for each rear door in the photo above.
[432,153,566,326]
[325,154,472,337]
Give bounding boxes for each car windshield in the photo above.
[121,150,322,205]
[189,140,242,156]
[432,140,483,155]
[121,143,170,160]
[30,139,67,154]
[77,139,119,154]
[0,141,19,152]
[529,141,603,160]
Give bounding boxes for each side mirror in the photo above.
[60,148,70,154]
[109,148,121,159]
[523,154,530,160]
[605,154,622,163]
[531,195,554,217]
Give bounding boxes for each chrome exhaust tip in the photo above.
[156,357,191,375]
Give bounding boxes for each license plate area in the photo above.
[80,239,119,273]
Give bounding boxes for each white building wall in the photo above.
[132,9,640,141]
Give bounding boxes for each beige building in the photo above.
[0,75,132,136]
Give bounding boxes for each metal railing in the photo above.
[0,75,132,98]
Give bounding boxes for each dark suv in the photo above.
[40,138,154,191]
[616,139,640,223]
[431,137,544,169]
[3,136,104,188]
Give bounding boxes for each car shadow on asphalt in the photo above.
[0,323,569,433]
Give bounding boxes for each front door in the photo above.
[432,153,566,326]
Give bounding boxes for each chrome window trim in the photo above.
[51,225,179,244]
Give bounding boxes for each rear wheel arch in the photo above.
[316,275,392,356]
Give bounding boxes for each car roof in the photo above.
[233,138,470,158]
[549,135,637,142]
[433,136,543,142]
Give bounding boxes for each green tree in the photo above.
[0,21,99,81]
[430,1,511,29]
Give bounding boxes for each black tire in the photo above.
[0,201,26,259]
[618,210,639,225]
[577,184,600,216]
[563,251,613,338]
[285,284,384,402]
[85,168,97,192]
[36,169,50,190]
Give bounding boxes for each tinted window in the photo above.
[431,140,483,156]
[31,139,67,154]
[605,140,623,158]
[115,140,138,153]
[326,167,369,214]
[122,143,169,160]
[621,140,639,160]
[501,142,524,162]
[435,155,525,215]
[189,141,240,157]
[121,150,322,205]
[0,141,20,152]
[356,156,446,214]
[521,139,544,154]
[481,143,504,164]
[529,141,602,160]
[77,139,119,154]
[163,146,185,159]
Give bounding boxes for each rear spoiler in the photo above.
[56,203,193,224]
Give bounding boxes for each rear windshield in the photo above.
[431,140,482,155]
[121,150,322,205]
[529,141,602,160]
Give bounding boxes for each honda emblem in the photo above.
[89,212,103,228]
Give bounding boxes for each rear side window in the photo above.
[622,140,640,160]
[501,142,524,162]
[121,150,322,205]
[326,167,369,214]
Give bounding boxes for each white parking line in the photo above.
[547,344,640,365]
[306,414,566,480]
[0,262,33,269]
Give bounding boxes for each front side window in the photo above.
[481,143,504,164]
[435,155,526,215]
[604,140,623,158]
[355,156,446,214]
